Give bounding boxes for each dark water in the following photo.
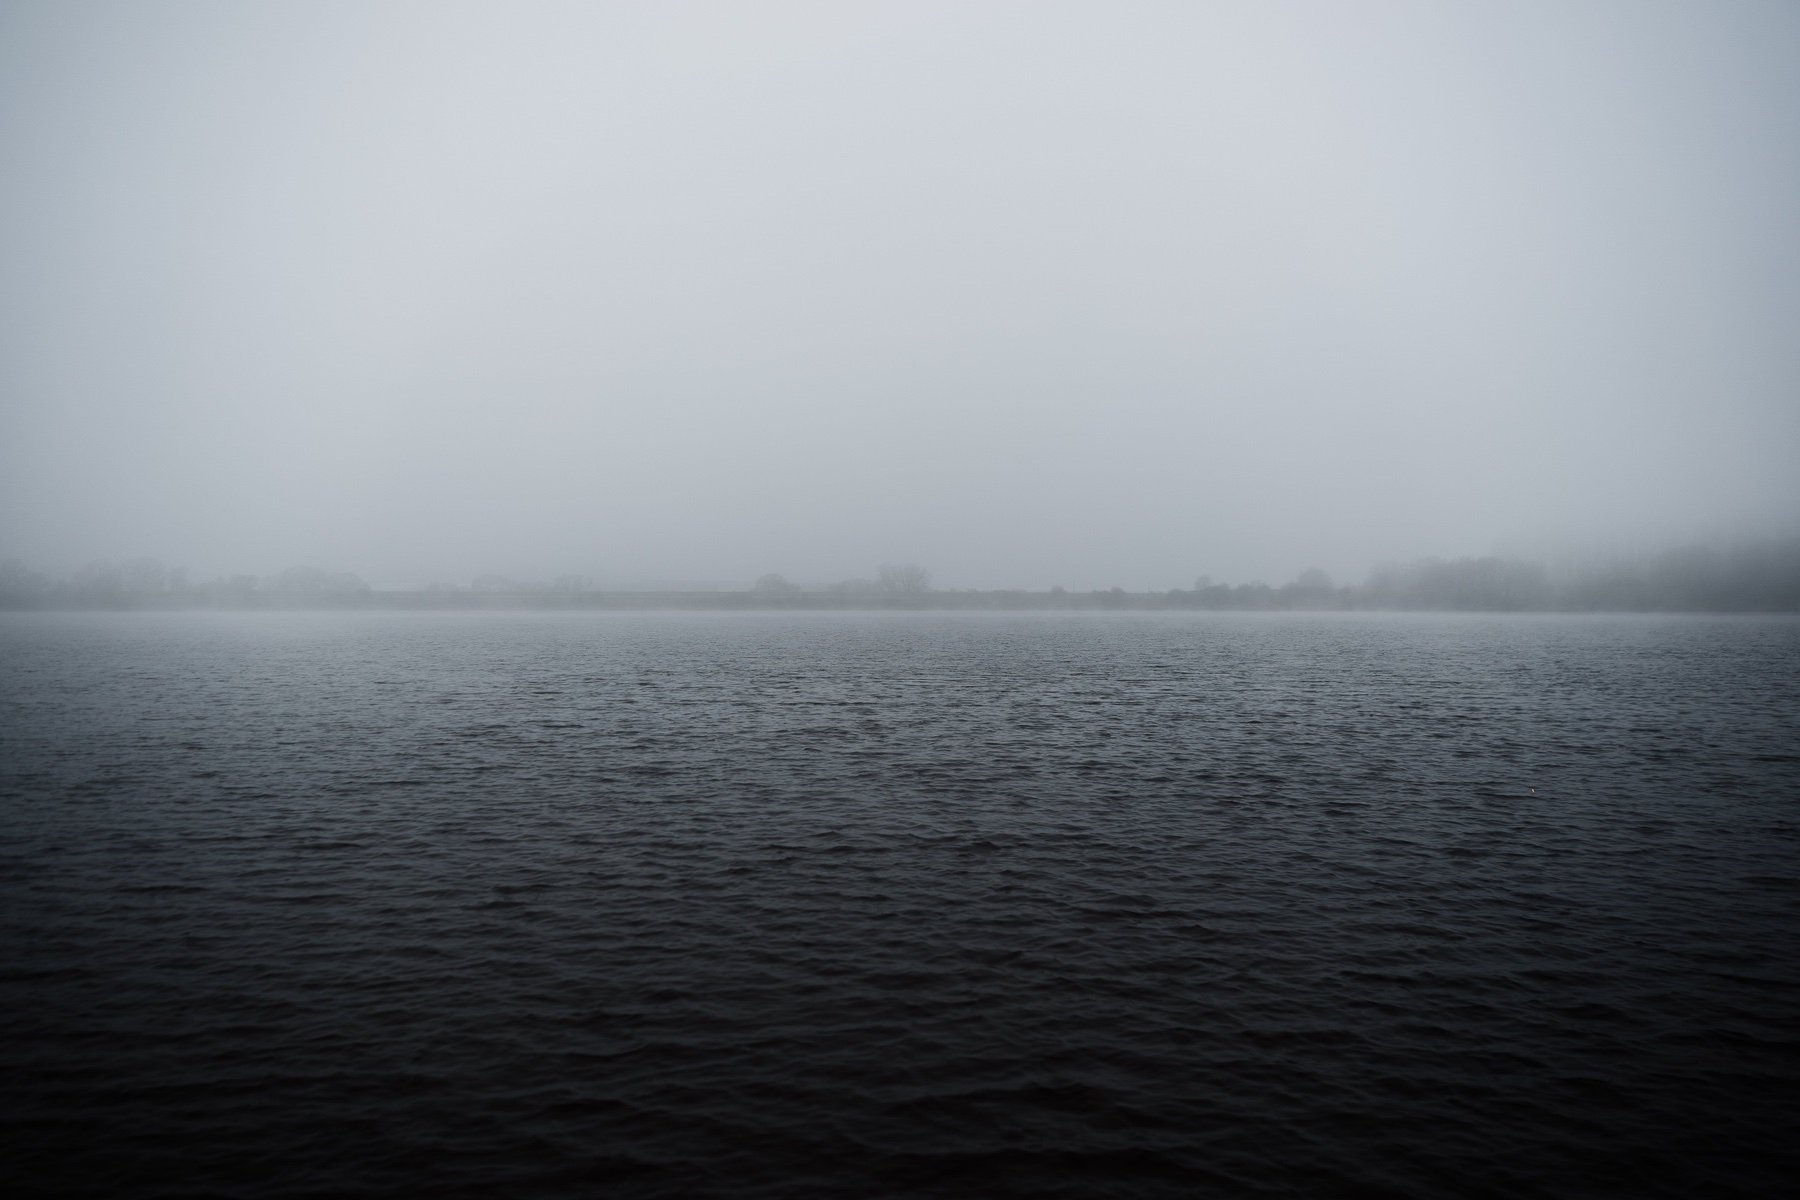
[2,611,1797,1198]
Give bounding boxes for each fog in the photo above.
[3,1,1797,591]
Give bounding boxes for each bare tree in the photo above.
[875,563,931,593]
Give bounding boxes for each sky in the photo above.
[3,0,1797,591]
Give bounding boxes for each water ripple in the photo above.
[2,611,1797,1198]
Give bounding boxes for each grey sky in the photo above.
[3,0,1796,590]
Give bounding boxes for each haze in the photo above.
[3,0,1797,591]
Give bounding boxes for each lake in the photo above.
[2,610,1796,1198]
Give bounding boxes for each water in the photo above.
[2,610,1797,1198]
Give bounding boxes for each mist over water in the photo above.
[3,1,1798,586]
[4,5,1800,1197]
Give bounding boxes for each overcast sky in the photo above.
[3,0,1797,590]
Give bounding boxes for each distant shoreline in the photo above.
[7,539,1799,613]
[5,590,1798,615]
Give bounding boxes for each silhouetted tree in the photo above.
[70,561,125,603]
[752,573,801,595]
[876,563,931,593]
[1360,556,1550,610]
[1278,567,1337,609]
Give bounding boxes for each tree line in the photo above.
[0,560,373,609]
[3,541,1798,611]
[1163,540,1800,611]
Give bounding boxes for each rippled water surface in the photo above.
[3,611,1797,1198]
